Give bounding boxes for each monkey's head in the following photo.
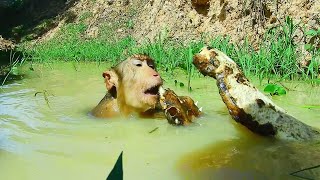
[102,54,163,113]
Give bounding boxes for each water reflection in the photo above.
[178,128,320,179]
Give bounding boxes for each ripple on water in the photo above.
[0,89,48,130]
[0,62,320,180]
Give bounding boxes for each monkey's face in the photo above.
[103,55,163,113]
[120,57,163,112]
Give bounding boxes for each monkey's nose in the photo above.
[153,73,162,82]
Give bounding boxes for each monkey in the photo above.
[91,54,164,118]
[91,54,202,125]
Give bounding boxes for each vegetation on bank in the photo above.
[18,17,320,83]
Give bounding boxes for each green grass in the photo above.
[20,17,319,83]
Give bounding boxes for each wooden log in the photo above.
[193,46,320,140]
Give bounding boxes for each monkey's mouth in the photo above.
[144,85,161,96]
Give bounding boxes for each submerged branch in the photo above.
[290,164,320,180]
[34,90,52,108]
[148,127,159,134]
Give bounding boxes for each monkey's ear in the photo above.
[102,70,119,91]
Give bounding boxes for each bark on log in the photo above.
[193,46,320,140]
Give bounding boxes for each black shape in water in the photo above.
[107,151,123,180]
[290,164,320,180]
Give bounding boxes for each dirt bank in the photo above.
[133,0,319,45]
[0,35,15,51]
[37,0,319,46]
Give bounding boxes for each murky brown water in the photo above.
[1,62,320,180]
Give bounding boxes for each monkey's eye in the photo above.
[133,60,142,67]
[148,64,155,69]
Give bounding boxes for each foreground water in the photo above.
[0,62,320,180]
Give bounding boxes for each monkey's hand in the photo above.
[159,87,202,125]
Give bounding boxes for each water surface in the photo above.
[0,62,319,180]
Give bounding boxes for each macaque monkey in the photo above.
[91,54,163,118]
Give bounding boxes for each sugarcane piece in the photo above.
[159,87,201,125]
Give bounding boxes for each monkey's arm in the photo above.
[159,87,202,125]
[91,93,119,118]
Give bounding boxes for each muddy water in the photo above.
[0,62,320,180]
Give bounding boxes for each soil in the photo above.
[38,0,320,46]
[133,0,320,45]
[0,35,15,76]
[0,35,15,51]
[0,0,319,63]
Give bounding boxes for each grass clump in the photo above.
[229,17,300,80]
[209,17,319,82]
[22,17,319,82]
[25,23,136,64]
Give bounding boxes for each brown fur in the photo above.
[92,54,163,118]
